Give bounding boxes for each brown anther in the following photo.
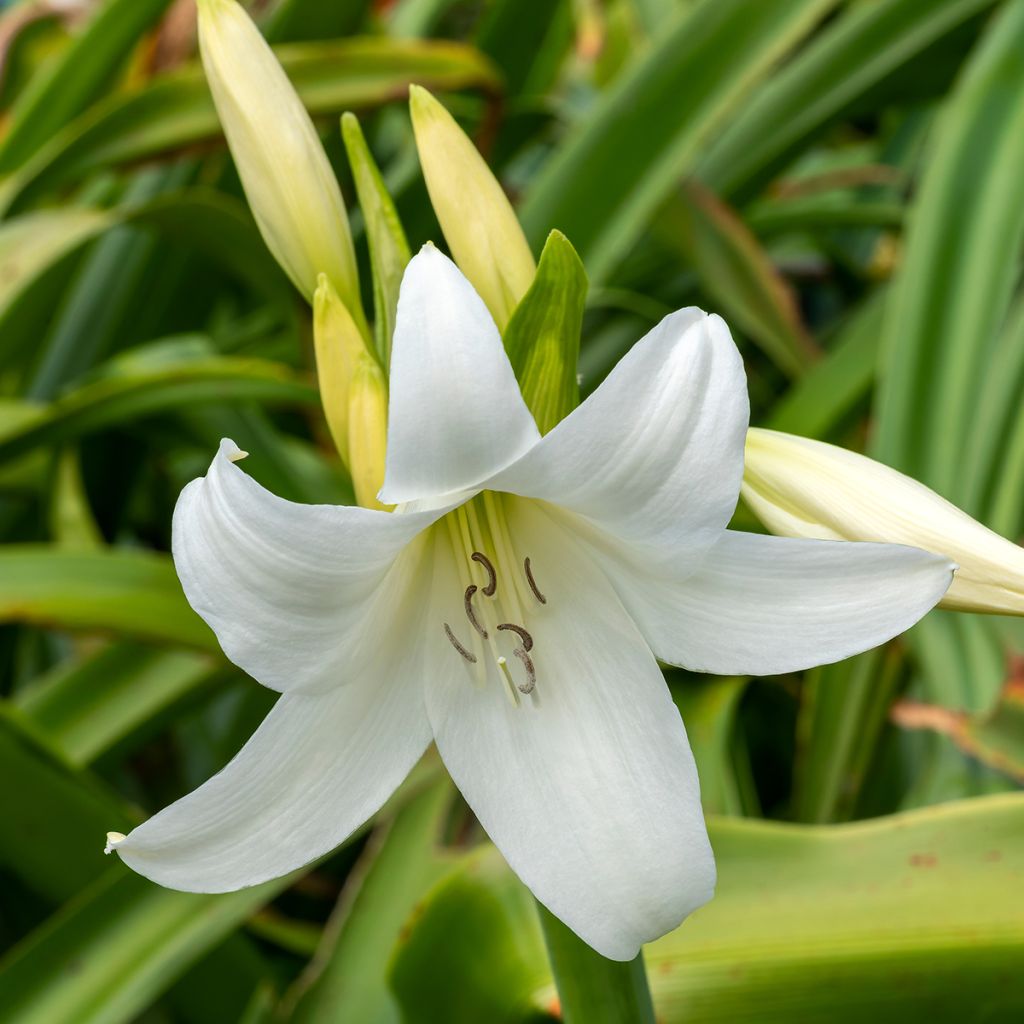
[497,622,534,652]
[513,646,536,694]
[443,623,476,663]
[471,551,497,596]
[464,585,488,638]
[524,557,547,604]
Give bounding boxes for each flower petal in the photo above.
[109,666,431,892]
[379,246,540,506]
[425,501,715,960]
[622,530,954,676]
[489,310,748,579]
[173,439,443,693]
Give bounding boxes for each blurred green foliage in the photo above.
[0,0,1022,1020]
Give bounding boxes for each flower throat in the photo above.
[441,493,547,706]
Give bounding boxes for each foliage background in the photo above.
[1,0,1023,1020]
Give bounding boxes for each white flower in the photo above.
[743,427,1024,615]
[106,248,953,960]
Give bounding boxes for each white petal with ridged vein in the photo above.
[425,500,715,961]
[172,439,445,694]
[489,310,748,582]
[110,650,432,891]
[379,247,540,507]
[620,530,954,676]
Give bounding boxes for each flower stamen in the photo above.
[524,557,547,604]
[444,623,477,663]
[512,646,537,694]
[497,622,534,652]
[464,584,488,638]
[471,551,497,596]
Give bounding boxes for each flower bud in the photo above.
[313,275,388,510]
[197,0,365,331]
[409,85,534,332]
[743,427,1024,615]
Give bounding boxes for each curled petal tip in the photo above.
[104,831,127,855]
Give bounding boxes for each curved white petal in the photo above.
[625,530,954,676]
[109,663,431,891]
[489,310,748,580]
[425,501,715,960]
[173,439,444,694]
[379,246,540,506]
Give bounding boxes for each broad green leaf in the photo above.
[0,0,172,173]
[874,0,1024,499]
[0,191,289,368]
[0,546,215,651]
[392,795,1024,1022]
[263,0,371,43]
[1,39,500,212]
[519,0,837,281]
[0,869,295,1024]
[660,180,818,377]
[0,345,317,465]
[0,711,130,902]
[389,846,551,1024]
[341,112,411,367]
[290,779,457,1024]
[697,0,1000,201]
[14,642,223,767]
[503,230,587,434]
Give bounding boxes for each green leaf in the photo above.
[290,779,456,1024]
[0,711,130,902]
[1,38,500,212]
[0,345,317,465]
[519,0,837,281]
[874,0,1024,499]
[792,647,903,823]
[660,179,818,377]
[0,191,290,368]
[765,290,884,439]
[0,546,215,651]
[13,642,223,767]
[0,0,173,173]
[671,674,755,817]
[503,230,587,434]
[697,0,1000,201]
[341,112,412,368]
[389,847,551,1024]
[392,795,1024,1022]
[0,869,295,1024]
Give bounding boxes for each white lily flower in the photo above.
[744,427,1024,616]
[106,248,953,960]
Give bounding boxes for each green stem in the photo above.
[536,902,657,1024]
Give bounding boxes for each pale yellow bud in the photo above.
[313,276,388,509]
[743,427,1024,616]
[197,0,366,332]
[409,85,535,331]
[347,358,389,511]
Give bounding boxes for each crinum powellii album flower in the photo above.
[106,244,954,961]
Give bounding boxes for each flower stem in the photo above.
[536,902,657,1024]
